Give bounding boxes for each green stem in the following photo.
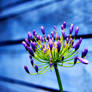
[54,63,63,92]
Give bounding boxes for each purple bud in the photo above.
[44,49,46,54]
[63,21,66,28]
[36,35,40,40]
[79,37,82,44]
[67,34,70,38]
[43,34,45,39]
[33,29,36,36]
[73,41,80,51]
[29,55,32,59]
[82,48,88,58]
[57,40,61,52]
[49,39,53,50]
[77,57,88,64]
[73,38,82,51]
[54,25,56,30]
[41,26,45,34]
[50,62,53,68]
[61,24,64,30]
[62,30,66,39]
[47,34,50,41]
[22,41,27,48]
[31,59,34,66]
[69,24,74,34]
[42,38,45,42]
[31,41,37,51]
[27,47,34,56]
[75,26,79,37]
[74,56,78,64]
[70,38,73,42]
[35,65,38,73]
[24,65,30,73]
[70,38,74,45]
[62,56,64,61]
[28,32,32,41]
[39,36,42,41]
[25,38,30,46]
[51,31,54,37]
[34,32,37,38]
[66,37,69,44]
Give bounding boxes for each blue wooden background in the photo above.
[0,0,92,92]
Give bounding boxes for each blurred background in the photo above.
[0,0,92,92]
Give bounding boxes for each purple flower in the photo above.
[73,41,80,51]
[47,34,50,41]
[75,26,79,37]
[67,34,70,38]
[24,65,30,73]
[63,21,66,28]
[44,49,47,54]
[57,40,61,52]
[49,39,53,50]
[62,30,66,39]
[51,32,54,37]
[74,56,78,64]
[70,38,73,45]
[30,41,37,51]
[50,62,53,68]
[31,59,34,66]
[54,25,56,34]
[29,55,32,59]
[22,41,27,48]
[28,32,32,41]
[61,24,64,30]
[82,48,88,58]
[66,37,69,44]
[77,57,88,64]
[54,25,56,30]
[39,36,42,41]
[33,29,36,36]
[35,65,38,73]
[62,56,64,61]
[36,35,40,40]
[27,47,34,56]
[42,38,45,42]
[41,26,45,34]
[69,24,74,34]
[79,37,82,44]
[73,38,82,51]
[25,38,30,46]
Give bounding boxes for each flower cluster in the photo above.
[22,21,88,75]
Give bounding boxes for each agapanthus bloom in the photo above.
[22,21,88,75]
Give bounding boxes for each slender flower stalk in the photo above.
[22,21,89,92]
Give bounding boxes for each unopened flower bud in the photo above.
[62,30,66,39]
[75,26,79,37]
[57,40,61,52]
[49,39,53,50]
[82,48,88,58]
[77,57,88,64]
[61,24,64,30]
[35,65,38,73]
[24,65,30,73]
[41,26,45,34]
[28,32,32,41]
[63,21,66,28]
[74,56,78,64]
